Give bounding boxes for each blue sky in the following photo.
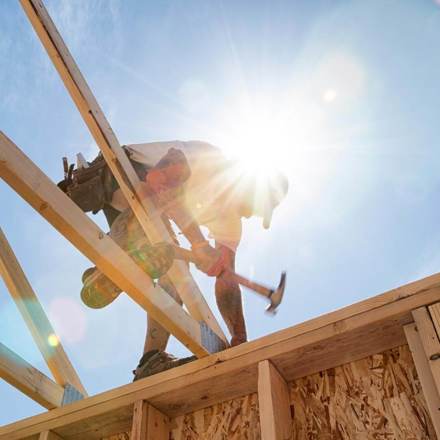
[1,0,440,425]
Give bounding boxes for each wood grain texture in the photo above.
[0,227,86,395]
[413,307,440,395]
[145,405,169,439]
[0,342,64,409]
[170,394,260,439]
[289,345,435,440]
[258,360,291,440]
[130,401,169,440]
[39,431,64,440]
[429,303,440,340]
[404,323,440,438]
[130,401,147,440]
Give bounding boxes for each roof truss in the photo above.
[18,0,227,351]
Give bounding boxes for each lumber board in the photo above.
[258,360,291,440]
[130,401,147,440]
[429,302,440,340]
[0,342,64,410]
[19,0,227,347]
[413,307,440,395]
[0,227,86,395]
[130,401,169,440]
[404,323,440,438]
[0,132,211,358]
[39,432,63,440]
[2,272,440,439]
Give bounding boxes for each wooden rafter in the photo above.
[1,272,440,439]
[19,0,227,347]
[0,342,64,410]
[0,131,216,358]
[0,227,86,396]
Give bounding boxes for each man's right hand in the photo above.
[191,241,227,277]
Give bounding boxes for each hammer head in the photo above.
[266,271,287,315]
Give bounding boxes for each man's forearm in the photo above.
[163,199,206,246]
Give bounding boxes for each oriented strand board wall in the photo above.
[170,394,260,440]
[104,345,435,440]
[289,345,435,440]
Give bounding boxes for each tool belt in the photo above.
[57,146,190,215]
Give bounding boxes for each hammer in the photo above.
[173,246,286,314]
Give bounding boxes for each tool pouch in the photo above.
[66,174,106,213]
[58,154,114,214]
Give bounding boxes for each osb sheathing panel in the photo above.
[103,345,435,440]
[170,394,261,440]
[289,345,435,440]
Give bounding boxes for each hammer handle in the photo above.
[173,246,272,298]
[229,272,272,298]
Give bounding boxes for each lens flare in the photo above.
[48,333,60,347]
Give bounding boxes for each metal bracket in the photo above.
[200,321,226,354]
[61,383,84,406]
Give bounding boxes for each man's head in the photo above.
[238,171,289,229]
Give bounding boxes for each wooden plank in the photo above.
[130,401,147,440]
[412,307,440,395]
[39,432,64,440]
[130,401,169,440]
[0,342,64,410]
[145,405,169,439]
[19,0,227,347]
[258,360,291,440]
[2,275,440,439]
[0,132,210,358]
[0,227,86,396]
[429,302,440,339]
[404,323,440,438]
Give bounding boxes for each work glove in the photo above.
[191,241,228,277]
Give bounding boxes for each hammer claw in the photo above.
[265,271,287,315]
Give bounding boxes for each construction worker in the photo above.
[59,140,288,378]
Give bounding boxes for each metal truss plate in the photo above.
[200,321,226,354]
[62,384,84,406]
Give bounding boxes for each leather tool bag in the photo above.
[58,155,113,214]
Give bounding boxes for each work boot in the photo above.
[132,350,196,381]
[81,267,121,309]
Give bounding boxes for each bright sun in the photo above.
[211,51,366,185]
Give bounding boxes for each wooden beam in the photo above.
[0,342,64,410]
[39,431,63,440]
[130,401,169,440]
[258,360,291,440]
[2,274,440,439]
[404,323,440,438]
[19,0,227,348]
[0,227,86,396]
[412,307,440,396]
[429,302,440,339]
[0,132,213,358]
